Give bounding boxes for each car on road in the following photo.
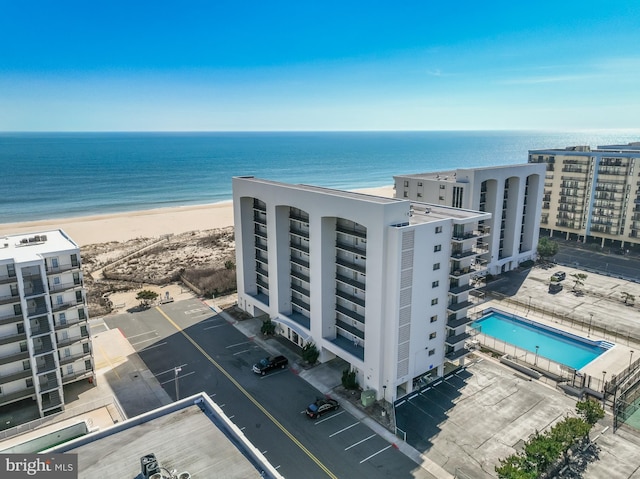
[252,355,288,375]
[306,397,339,418]
[551,271,566,281]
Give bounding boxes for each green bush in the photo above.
[341,368,359,390]
[302,342,319,364]
[260,319,276,336]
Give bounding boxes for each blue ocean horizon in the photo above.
[1,130,638,224]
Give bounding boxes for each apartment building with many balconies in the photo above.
[233,177,490,401]
[393,163,546,274]
[0,230,94,417]
[529,143,640,247]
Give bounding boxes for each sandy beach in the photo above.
[0,186,395,246]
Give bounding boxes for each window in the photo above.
[435,226,443,233]
[404,180,409,187]
[23,360,30,370]
[439,184,446,189]
[403,191,408,198]
[433,262,440,270]
[429,332,437,339]
[417,193,422,198]
[26,378,33,388]
[59,312,67,325]
[66,364,74,375]
[431,298,438,306]
[428,349,436,356]
[439,196,445,201]
[432,280,439,288]
[430,315,437,323]
[418,182,423,187]
[53,276,61,285]
[434,244,441,252]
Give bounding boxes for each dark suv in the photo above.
[252,355,288,375]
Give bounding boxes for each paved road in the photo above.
[553,241,640,282]
[105,298,422,479]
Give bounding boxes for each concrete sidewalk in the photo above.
[203,300,452,479]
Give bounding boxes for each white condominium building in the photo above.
[393,163,546,275]
[233,177,489,401]
[0,230,94,417]
[529,143,640,248]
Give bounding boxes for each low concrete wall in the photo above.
[500,355,542,379]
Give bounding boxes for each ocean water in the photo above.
[1,130,638,223]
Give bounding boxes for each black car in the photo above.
[306,397,339,418]
[252,355,288,375]
[548,282,563,293]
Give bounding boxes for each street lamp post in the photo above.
[588,313,593,338]
[174,367,182,401]
[535,345,539,366]
[383,385,387,402]
[630,350,635,369]
[602,371,607,408]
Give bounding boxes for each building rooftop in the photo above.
[407,202,489,225]
[51,394,281,479]
[394,163,538,182]
[0,229,78,262]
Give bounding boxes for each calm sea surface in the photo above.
[1,131,638,223]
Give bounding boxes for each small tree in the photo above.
[136,289,158,307]
[302,342,319,365]
[575,399,605,426]
[537,237,559,262]
[621,292,636,305]
[570,272,588,291]
[341,368,359,390]
[260,319,276,336]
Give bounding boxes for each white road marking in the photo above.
[329,422,360,437]
[226,341,251,348]
[345,434,376,450]
[314,411,345,424]
[360,445,392,464]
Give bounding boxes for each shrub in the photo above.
[302,342,319,364]
[260,319,276,336]
[341,368,359,390]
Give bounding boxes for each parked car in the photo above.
[306,397,339,418]
[252,355,288,375]
[548,282,563,293]
[551,271,566,281]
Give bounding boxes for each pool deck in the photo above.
[478,264,640,384]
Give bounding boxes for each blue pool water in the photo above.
[471,311,609,370]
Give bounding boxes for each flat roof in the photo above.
[394,163,538,181]
[0,229,78,262]
[407,202,490,225]
[234,177,401,205]
[53,395,281,479]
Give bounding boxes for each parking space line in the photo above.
[345,434,376,450]
[314,411,344,424]
[226,341,251,348]
[359,445,391,464]
[259,369,288,379]
[158,364,188,376]
[159,370,195,385]
[141,341,167,351]
[329,422,359,437]
[127,331,157,339]
[232,349,251,356]
[131,336,162,346]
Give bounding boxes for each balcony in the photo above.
[62,368,93,385]
[0,331,27,346]
[45,263,80,276]
[256,276,269,290]
[255,252,268,265]
[0,349,29,366]
[445,347,470,361]
[289,212,309,224]
[289,241,309,255]
[451,228,490,242]
[335,241,366,257]
[335,273,366,291]
[58,349,91,366]
[335,257,366,275]
[290,256,309,269]
[0,273,17,285]
[0,368,32,385]
[447,316,473,328]
[335,304,365,324]
[290,227,309,239]
[445,331,471,347]
[41,391,63,412]
[335,319,364,340]
[47,280,83,294]
[256,264,269,278]
[35,352,57,374]
[54,314,87,331]
[449,264,486,278]
[291,283,310,297]
[335,224,367,240]
[253,215,267,226]
[38,372,60,394]
[447,300,474,313]
[0,293,21,306]
[335,289,365,308]
[56,330,89,348]
[448,283,476,296]
[291,296,310,312]
[29,320,52,338]
[254,241,268,252]
[290,269,310,283]
[51,300,83,314]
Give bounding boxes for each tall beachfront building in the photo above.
[233,177,490,401]
[0,230,94,417]
[393,164,547,275]
[528,143,640,248]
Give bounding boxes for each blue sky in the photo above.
[1,1,639,131]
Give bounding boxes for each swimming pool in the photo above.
[471,310,611,370]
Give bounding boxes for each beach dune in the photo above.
[0,186,394,246]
